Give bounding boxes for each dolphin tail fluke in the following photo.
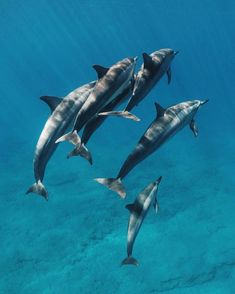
[98,111,140,122]
[121,256,139,266]
[55,130,81,146]
[67,143,93,165]
[26,180,48,201]
[94,177,126,199]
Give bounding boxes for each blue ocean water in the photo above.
[1,0,235,293]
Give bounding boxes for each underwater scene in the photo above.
[1,0,235,293]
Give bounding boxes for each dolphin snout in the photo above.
[200,99,209,106]
[174,51,179,56]
[155,176,162,185]
[133,56,138,62]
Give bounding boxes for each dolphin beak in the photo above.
[174,51,179,56]
[155,176,162,185]
[133,56,138,62]
[200,99,209,106]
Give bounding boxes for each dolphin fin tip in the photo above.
[68,143,93,164]
[55,131,81,145]
[98,111,140,122]
[26,181,48,200]
[94,177,126,198]
[121,256,139,266]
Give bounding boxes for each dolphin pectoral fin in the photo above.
[26,180,48,201]
[167,67,172,84]
[40,96,63,113]
[153,197,159,214]
[93,64,110,79]
[189,119,198,137]
[55,131,81,145]
[121,256,139,266]
[94,177,126,199]
[67,143,93,165]
[98,111,140,122]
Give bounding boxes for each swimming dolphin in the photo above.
[56,57,138,161]
[99,49,178,119]
[95,99,209,198]
[26,81,96,200]
[122,176,162,266]
[81,79,134,146]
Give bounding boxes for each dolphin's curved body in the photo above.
[56,57,138,161]
[81,80,133,145]
[95,99,208,198]
[26,81,96,200]
[99,49,178,119]
[122,177,162,266]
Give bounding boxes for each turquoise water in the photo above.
[1,0,235,293]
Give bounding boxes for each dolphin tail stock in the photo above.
[67,143,93,165]
[98,110,140,122]
[121,256,139,266]
[26,180,48,201]
[55,130,81,146]
[94,177,126,199]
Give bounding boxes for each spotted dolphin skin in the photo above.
[95,99,209,198]
[122,176,162,266]
[99,48,178,119]
[56,57,138,161]
[26,81,96,200]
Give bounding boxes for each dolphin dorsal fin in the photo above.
[154,102,165,118]
[40,96,62,113]
[143,52,153,70]
[93,64,109,79]
[125,203,136,212]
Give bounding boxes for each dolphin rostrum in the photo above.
[99,49,178,119]
[26,81,96,200]
[122,176,162,266]
[56,57,138,161]
[95,99,209,198]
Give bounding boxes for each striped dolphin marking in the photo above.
[81,78,135,146]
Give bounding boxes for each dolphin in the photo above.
[26,81,96,200]
[122,176,162,266]
[95,99,209,198]
[81,79,134,146]
[56,57,138,161]
[99,49,178,119]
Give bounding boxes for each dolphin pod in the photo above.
[27,48,208,265]
[55,57,138,161]
[99,49,178,119]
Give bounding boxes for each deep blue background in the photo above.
[1,1,235,293]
